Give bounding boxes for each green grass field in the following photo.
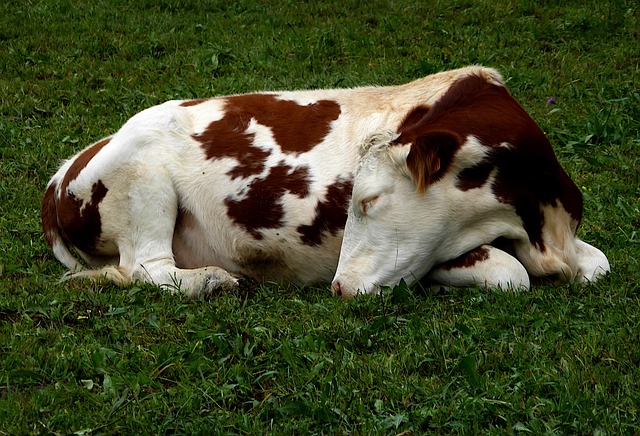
[1,0,639,433]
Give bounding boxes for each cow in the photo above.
[41,66,610,298]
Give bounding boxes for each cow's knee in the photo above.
[428,245,530,291]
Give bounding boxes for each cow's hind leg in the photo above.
[427,245,530,291]
[67,169,239,298]
[121,171,241,297]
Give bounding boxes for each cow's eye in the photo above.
[360,195,380,215]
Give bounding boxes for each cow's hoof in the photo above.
[184,270,240,298]
[236,276,258,294]
[204,275,239,294]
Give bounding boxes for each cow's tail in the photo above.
[41,180,85,276]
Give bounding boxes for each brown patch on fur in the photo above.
[180,98,210,107]
[193,94,341,179]
[456,161,494,191]
[41,182,58,247]
[224,94,341,154]
[60,138,111,192]
[298,179,353,246]
[441,246,490,271]
[57,180,109,253]
[225,163,310,239]
[53,137,112,253]
[395,74,583,249]
[192,110,270,179]
[398,106,430,132]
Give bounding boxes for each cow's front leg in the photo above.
[427,245,530,291]
[574,238,610,283]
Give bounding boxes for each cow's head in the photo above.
[331,72,588,297]
[331,72,582,297]
[331,129,488,297]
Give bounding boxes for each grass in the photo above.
[1,0,639,433]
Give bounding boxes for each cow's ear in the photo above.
[406,131,460,194]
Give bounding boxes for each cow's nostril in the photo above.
[332,281,342,297]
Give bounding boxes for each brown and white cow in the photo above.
[41,66,610,297]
